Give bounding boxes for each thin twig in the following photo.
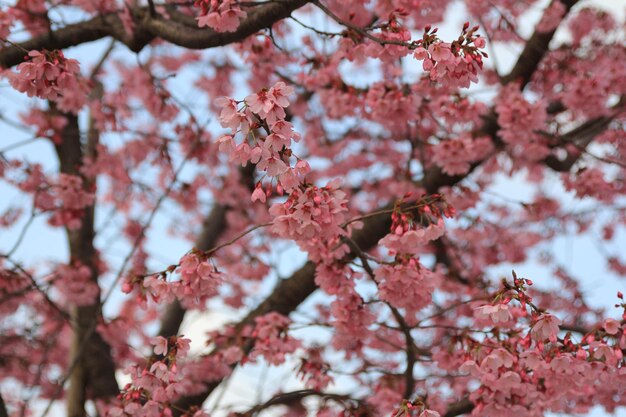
[313,1,415,49]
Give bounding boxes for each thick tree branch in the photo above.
[157,163,255,339]
[389,307,417,399]
[237,390,472,417]
[52,108,119,417]
[141,0,310,49]
[0,392,8,417]
[544,99,625,172]
[0,0,312,68]
[156,204,228,339]
[500,0,579,87]
[0,16,131,69]
[238,389,358,416]
[442,397,473,417]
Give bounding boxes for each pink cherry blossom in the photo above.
[474,303,513,324]
[151,336,168,356]
[603,318,621,335]
[531,313,561,343]
[196,0,246,32]
[380,219,445,255]
[6,49,89,112]
[250,312,301,365]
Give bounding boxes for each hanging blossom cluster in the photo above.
[216,81,311,195]
[335,15,487,90]
[106,336,198,417]
[52,262,99,306]
[5,49,89,112]
[269,179,349,261]
[249,312,301,365]
[15,169,94,229]
[195,0,246,32]
[431,134,493,176]
[215,82,351,261]
[379,194,454,256]
[375,195,455,314]
[413,23,488,88]
[495,83,549,161]
[376,259,437,313]
[123,251,222,309]
[462,276,626,417]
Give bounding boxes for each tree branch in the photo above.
[442,397,473,417]
[157,163,255,339]
[156,204,228,339]
[239,389,358,416]
[500,0,580,87]
[0,392,8,417]
[141,0,310,49]
[51,108,119,417]
[544,99,625,172]
[389,307,416,399]
[0,0,312,68]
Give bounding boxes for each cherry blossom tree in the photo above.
[1,0,625,417]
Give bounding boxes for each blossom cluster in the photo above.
[249,312,301,365]
[431,134,493,176]
[269,179,349,261]
[17,171,94,229]
[376,258,437,313]
[563,167,616,202]
[332,15,486,89]
[379,195,454,256]
[413,23,487,88]
[196,0,246,32]
[6,50,89,112]
[459,276,626,416]
[0,9,13,39]
[123,252,222,309]
[112,63,179,121]
[474,303,513,324]
[52,262,99,306]
[495,84,549,161]
[364,83,421,132]
[330,285,375,350]
[460,328,626,417]
[106,336,194,417]
[216,82,310,194]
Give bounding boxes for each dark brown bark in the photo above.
[156,204,228,339]
[442,397,474,417]
[0,0,312,68]
[500,0,579,87]
[0,393,8,417]
[157,163,255,339]
[53,111,119,417]
[544,100,624,172]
